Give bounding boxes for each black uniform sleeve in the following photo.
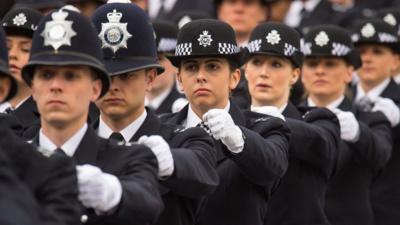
[161,127,219,197]
[226,117,290,187]
[349,111,392,173]
[109,145,164,225]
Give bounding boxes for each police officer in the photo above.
[375,8,400,84]
[91,2,218,225]
[243,22,340,225]
[1,8,42,131]
[146,20,186,114]
[161,19,290,225]
[301,24,393,225]
[21,8,163,225]
[351,19,400,225]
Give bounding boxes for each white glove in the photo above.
[171,98,188,113]
[203,109,244,154]
[251,105,286,121]
[372,97,400,127]
[76,165,122,214]
[138,135,174,178]
[331,108,360,143]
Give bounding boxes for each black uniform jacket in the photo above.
[0,148,41,225]
[352,80,400,225]
[12,96,40,132]
[0,121,81,225]
[31,127,164,225]
[322,97,392,225]
[265,102,340,225]
[161,102,290,225]
[93,109,219,225]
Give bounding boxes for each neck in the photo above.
[191,99,229,119]
[147,84,172,101]
[360,79,387,93]
[9,86,30,108]
[101,107,145,132]
[309,93,343,107]
[252,95,289,109]
[41,116,87,147]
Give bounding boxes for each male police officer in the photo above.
[91,2,218,225]
[162,19,290,225]
[21,7,163,225]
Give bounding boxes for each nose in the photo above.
[8,44,18,61]
[109,76,121,92]
[49,75,65,93]
[314,63,325,76]
[196,67,207,84]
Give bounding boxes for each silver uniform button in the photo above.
[81,214,88,223]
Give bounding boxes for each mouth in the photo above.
[256,83,272,89]
[47,100,65,105]
[313,80,328,85]
[103,97,124,103]
[194,88,211,95]
[9,65,20,72]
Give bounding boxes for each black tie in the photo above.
[109,132,125,142]
[4,107,13,114]
[157,0,167,19]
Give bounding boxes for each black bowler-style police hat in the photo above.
[0,27,17,102]
[2,7,43,38]
[152,20,178,54]
[375,8,400,37]
[91,1,164,76]
[351,18,400,53]
[13,0,65,11]
[21,8,110,98]
[302,25,362,69]
[247,22,303,68]
[65,0,107,3]
[214,0,276,6]
[167,19,249,68]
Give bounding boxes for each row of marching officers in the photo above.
[0,1,398,225]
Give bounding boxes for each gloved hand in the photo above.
[138,135,174,178]
[251,105,285,121]
[171,98,188,113]
[76,164,122,214]
[372,97,400,127]
[203,109,244,154]
[331,108,360,143]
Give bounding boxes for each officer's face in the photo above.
[357,44,399,88]
[6,35,31,88]
[96,69,156,121]
[31,66,101,128]
[150,54,177,94]
[217,0,267,39]
[0,74,11,103]
[302,57,353,100]
[177,58,240,113]
[245,54,299,108]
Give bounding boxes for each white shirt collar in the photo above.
[148,0,177,18]
[250,103,288,113]
[284,0,321,27]
[184,101,231,129]
[308,95,344,110]
[394,74,400,85]
[39,123,88,157]
[0,102,12,113]
[355,78,391,102]
[14,96,30,109]
[98,110,147,142]
[145,86,172,110]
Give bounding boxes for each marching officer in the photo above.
[20,7,163,225]
[161,19,290,225]
[351,19,400,225]
[0,24,81,225]
[13,0,65,15]
[146,20,186,114]
[91,2,218,225]
[301,24,393,225]
[1,7,43,131]
[243,22,340,225]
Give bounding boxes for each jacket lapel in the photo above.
[73,127,100,165]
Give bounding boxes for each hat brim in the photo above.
[22,52,110,98]
[167,49,249,68]
[354,41,400,54]
[305,50,362,69]
[249,50,304,68]
[104,58,165,76]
